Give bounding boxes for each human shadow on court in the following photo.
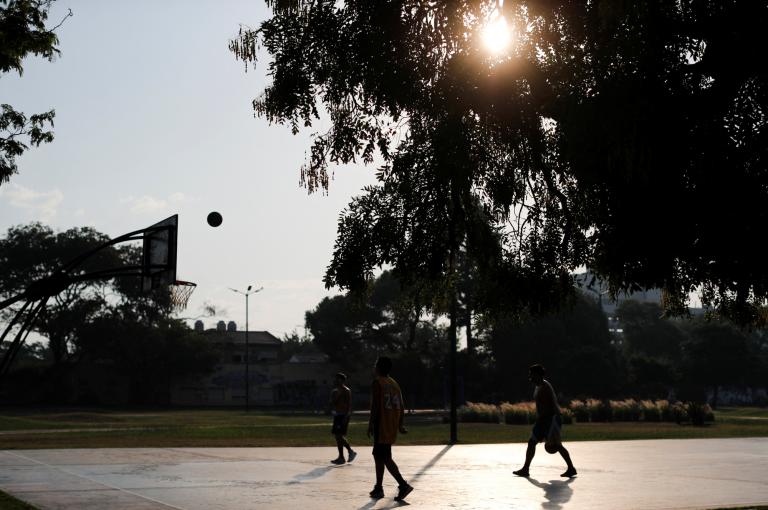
[357,445,451,510]
[357,497,410,509]
[408,444,452,484]
[525,477,574,510]
[287,464,341,485]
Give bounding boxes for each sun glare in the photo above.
[482,15,512,54]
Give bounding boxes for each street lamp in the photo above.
[229,285,263,411]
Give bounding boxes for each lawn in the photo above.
[0,490,37,510]
[0,406,766,449]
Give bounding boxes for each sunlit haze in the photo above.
[482,14,512,54]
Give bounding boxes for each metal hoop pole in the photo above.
[0,299,32,347]
[0,298,48,379]
[59,226,167,273]
[0,293,27,313]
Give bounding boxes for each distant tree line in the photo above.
[0,223,218,405]
[302,271,768,408]
[3,222,765,408]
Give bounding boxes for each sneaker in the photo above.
[394,483,413,501]
[560,467,577,478]
[347,450,357,462]
[331,458,345,465]
[513,468,530,477]
[369,486,384,499]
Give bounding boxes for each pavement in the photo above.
[1,438,767,509]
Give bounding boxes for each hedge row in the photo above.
[458,399,715,425]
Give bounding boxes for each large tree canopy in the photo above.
[233,0,768,324]
[0,0,70,184]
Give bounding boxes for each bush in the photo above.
[686,402,715,426]
[458,402,501,423]
[501,401,536,424]
[671,401,688,423]
[704,403,715,422]
[455,398,714,426]
[569,400,589,422]
[639,400,661,422]
[560,407,574,424]
[610,399,641,421]
[656,400,673,422]
[562,398,715,424]
[588,398,612,422]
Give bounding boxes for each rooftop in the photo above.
[203,330,282,346]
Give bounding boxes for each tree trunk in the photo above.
[49,334,67,364]
[449,267,458,444]
[407,304,419,351]
[465,307,474,356]
[448,188,458,445]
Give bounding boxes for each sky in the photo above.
[1,1,379,338]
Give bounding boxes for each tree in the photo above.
[304,270,449,362]
[76,317,218,405]
[486,294,618,400]
[305,295,385,368]
[1,0,71,184]
[680,320,755,408]
[305,270,443,369]
[0,223,169,363]
[232,0,768,326]
[278,330,319,362]
[617,301,686,363]
[0,223,117,362]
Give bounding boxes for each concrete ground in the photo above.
[1,438,767,509]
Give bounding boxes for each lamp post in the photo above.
[229,285,263,411]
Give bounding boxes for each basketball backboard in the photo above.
[141,214,178,291]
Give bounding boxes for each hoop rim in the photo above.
[171,280,197,287]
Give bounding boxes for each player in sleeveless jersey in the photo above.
[367,357,414,501]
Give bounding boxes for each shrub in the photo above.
[671,401,688,423]
[610,399,641,422]
[640,400,661,422]
[458,402,501,423]
[588,398,612,422]
[656,400,673,422]
[686,402,715,426]
[560,407,574,424]
[569,400,589,422]
[703,404,715,422]
[501,401,536,424]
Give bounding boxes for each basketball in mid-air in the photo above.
[207,211,223,227]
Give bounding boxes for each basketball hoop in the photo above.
[169,280,196,311]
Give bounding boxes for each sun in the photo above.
[482,15,512,54]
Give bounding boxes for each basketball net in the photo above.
[169,280,196,311]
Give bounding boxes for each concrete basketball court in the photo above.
[1,438,767,509]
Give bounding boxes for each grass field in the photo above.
[0,490,37,509]
[0,406,766,449]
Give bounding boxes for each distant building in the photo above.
[171,321,338,407]
[205,325,282,363]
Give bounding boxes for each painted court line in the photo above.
[4,450,183,510]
